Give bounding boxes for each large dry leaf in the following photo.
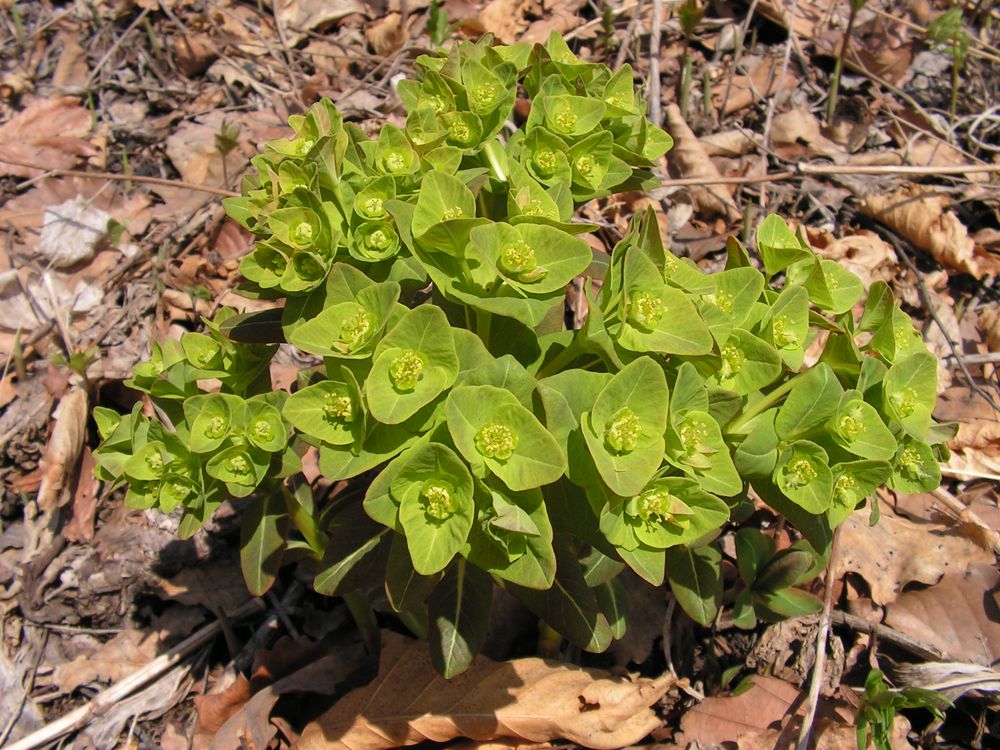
[835,505,993,606]
[664,104,740,221]
[296,633,674,750]
[811,229,897,288]
[53,628,165,693]
[710,57,800,116]
[275,0,368,43]
[770,107,844,160]
[886,563,1000,665]
[0,96,97,177]
[475,0,532,44]
[674,675,905,748]
[861,185,999,279]
[36,387,88,513]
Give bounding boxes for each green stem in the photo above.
[728,372,807,434]
[536,339,584,379]
[476,309,492,347]
[826,1,860,123]
[949,55,959,121]
[679,53,693,119]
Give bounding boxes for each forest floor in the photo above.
[0,0,998,748]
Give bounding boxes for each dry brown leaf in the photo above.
[677,675,908,749]
[835,505,994,606]
[978,307,1000,353]
[52,31,89,88]
[664,104,740,222]
[0,97,98,178]
[861,185,999,279]
[710,58,800,116]
[700,129,760,157]
[475,0,531,44]
[53,628,164,693]
[520,0,586,44]
[154,560,252,616]
[210,648,367,750]
[770,107,844,160]
[195,674,253,739]
[365,13,408,56]
[296,633,674,750]
[36,386,88,513]
[885,563,1000,665]
[63,447,98,543]
[812,230,897,288]
[275,0,368,43]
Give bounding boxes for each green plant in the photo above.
[927,6,969,120]
[856,669,950,750]
[93,35,948,677]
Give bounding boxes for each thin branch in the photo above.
[829,609,947,662]
[3,598,266,750]
[0,157,239,197]
[647,0,663,128]
[796,528,841,750]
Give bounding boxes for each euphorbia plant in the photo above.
[93,34,948,677]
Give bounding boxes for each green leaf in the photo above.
[428,559,493,677]
[755,214,811,276]
[774,364,843,440]
[447,385,566,491]
[594,578,629,639]
[507,539,614,652]
[366,305,459,424]
[711,329,782,396]
[240,492,289,596]
[666,410,742,497]
[283,377,363,446]
[288,280,401,357]
[582,357,669,497]
[314,504,391,595]
[665,545,722,626]
[392,442,476,575]
[698,267,765,347]
[829,392,898,460]
[734,528,775,586]
[469,222,592,295]
[754,548,816,592]
[385,533,441,612]
[412,170,477,238]
[883,352,937,440]
[764,284,809,369]
[758,587,822,617]
[888,437,941,494]
[733,409,779,478]
[543,95,606,137]
[773,440,834,513]
[828,459,892,527]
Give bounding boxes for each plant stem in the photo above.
[536,339,584,379]
[476,309,492,346]
[949,46,959,120]
[826,0,860,123]
[728,372,806,433]
[679,53,693,119]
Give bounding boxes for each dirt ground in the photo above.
[0,0,998,748]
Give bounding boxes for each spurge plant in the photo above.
[93,34,947,676]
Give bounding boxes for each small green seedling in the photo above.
[856,669,950,750]
[94,35,946,677]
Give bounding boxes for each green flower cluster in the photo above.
[94,35,947,678]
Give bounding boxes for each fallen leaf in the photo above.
[210,646,367,750]
[51,30,89,88]
[885,563,1000,665]
[154,560,253,616]
[475,0,531,44]
[196,674,253,737]
[861,185,999,279]
[275,0,368,43]
[37,196,110,268]
[711,57,800,116]
[171,33,219,77]
[700,129,760,157]
[835,505,994,606]
[53,628,165,693]
[770,107,844,160]
[0,96,98,177]
[36,386,88,513]
[296,632,674,750]
[664,104,740,221]
[63,447,98,543]
[520,0,586,44]
[365,13,407,56]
